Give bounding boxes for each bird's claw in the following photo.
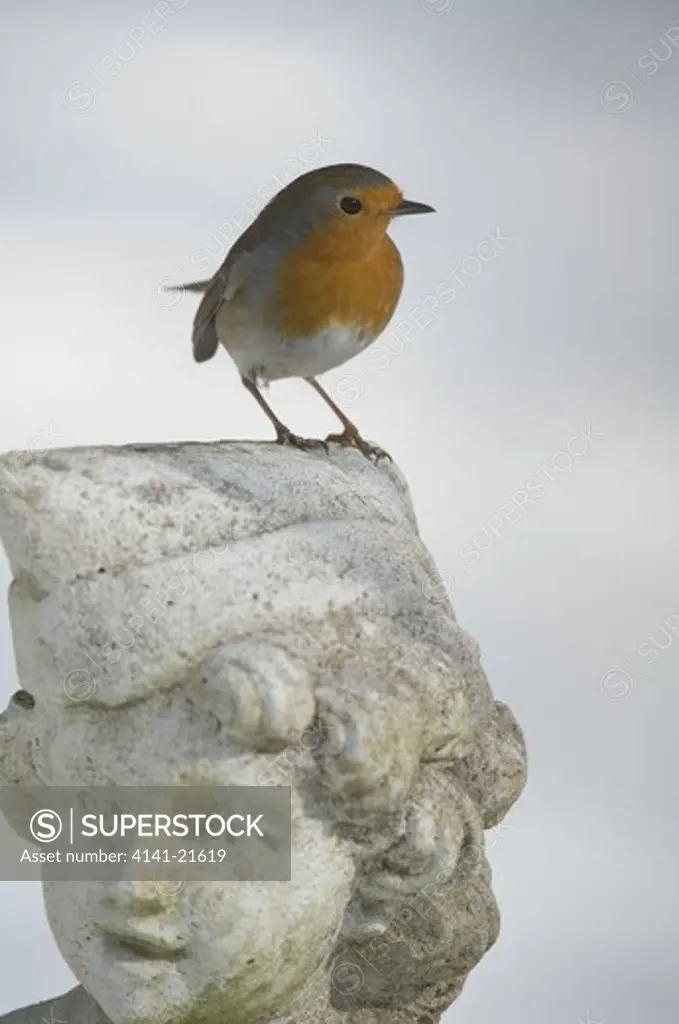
[324,430,392,463]
[276,429,329,454]
[355,440,392,463]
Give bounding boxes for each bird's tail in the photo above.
[169,279,212,293]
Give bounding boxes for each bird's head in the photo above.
[264,162,435,259]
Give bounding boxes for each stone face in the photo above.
[0,441,527,1024]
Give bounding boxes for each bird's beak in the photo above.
[391,198,436,217]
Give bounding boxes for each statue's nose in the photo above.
[101,880,171,915]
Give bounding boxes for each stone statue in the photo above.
[0,440,527,1024]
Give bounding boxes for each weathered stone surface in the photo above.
[0,441,527,1024]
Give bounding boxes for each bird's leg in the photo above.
[305,378,391,462]
[241,378,328,452]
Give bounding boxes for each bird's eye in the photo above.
[340,196,363,215]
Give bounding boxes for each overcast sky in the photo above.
[1,1,678,1021]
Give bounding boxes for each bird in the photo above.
[173,162,435,459]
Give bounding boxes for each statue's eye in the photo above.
[11,690,35,709]
[340,196,363,215]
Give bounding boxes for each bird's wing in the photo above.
[191,271,228,362]
[191,245,264,363]
[189,200,289,363]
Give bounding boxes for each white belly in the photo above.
[215,308,374,383]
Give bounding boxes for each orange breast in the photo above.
[271,232,404,340]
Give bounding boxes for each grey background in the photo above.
[1,0,677,1020]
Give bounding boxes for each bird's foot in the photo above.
[275,427,329,454]
[325,429,392,463]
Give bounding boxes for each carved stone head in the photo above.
[0,442,526,1023]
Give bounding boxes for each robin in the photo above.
[173,163,435,459]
